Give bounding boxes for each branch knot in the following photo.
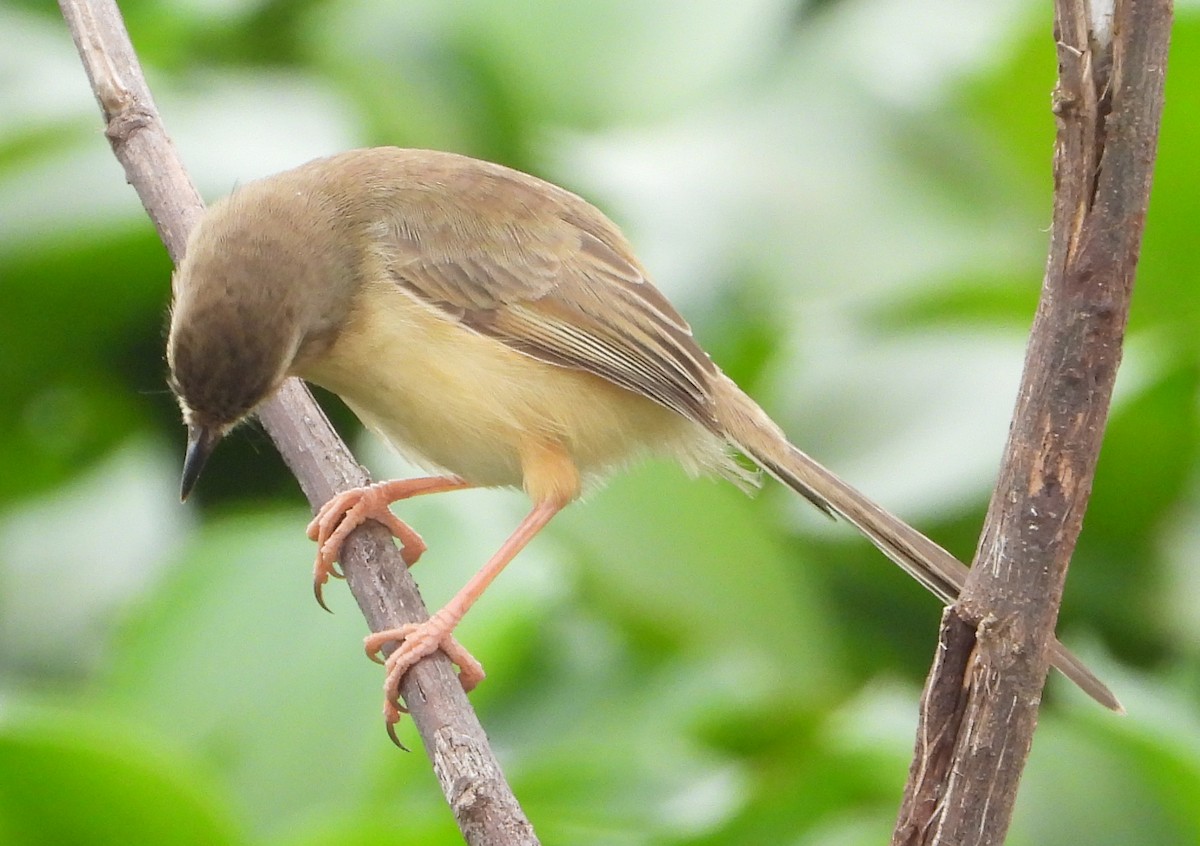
[105,104,155,146]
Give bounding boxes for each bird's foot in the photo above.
[365,612,486,736]
[306,476,470,609]
[307,481,431,610]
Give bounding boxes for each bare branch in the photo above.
[58,2,538,842]
[894,1,1171,844]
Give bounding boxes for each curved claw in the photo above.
[314,580,333,613]
[312,555,345,613]
[386,721,409,751]
[384,694,411,750]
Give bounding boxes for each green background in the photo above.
[2,1,1197,843]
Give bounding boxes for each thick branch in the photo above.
[893,1,1170,844]
[58,2,538,843]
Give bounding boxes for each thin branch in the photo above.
[58,2,539,843]
[893,1,1170,844]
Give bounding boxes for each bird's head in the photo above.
[167,231,305,500]
[166,179,361,501]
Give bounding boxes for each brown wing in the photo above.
[373,163,719,428]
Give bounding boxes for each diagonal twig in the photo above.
[58,2,539,843]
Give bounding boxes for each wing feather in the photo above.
[373,167,719,428]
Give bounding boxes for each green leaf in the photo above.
[0,709,242,846]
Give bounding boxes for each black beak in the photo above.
[181,424,222,502]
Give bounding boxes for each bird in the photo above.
[166,146,1120,731]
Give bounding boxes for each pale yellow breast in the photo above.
[295,278,723,495]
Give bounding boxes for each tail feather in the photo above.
[711,376,1122,713]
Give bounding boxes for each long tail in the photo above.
[712,376,1122,713]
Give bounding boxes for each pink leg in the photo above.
[364,498,564,729]
[307,475,470,610]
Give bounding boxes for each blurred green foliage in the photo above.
[1,1,1197,844]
